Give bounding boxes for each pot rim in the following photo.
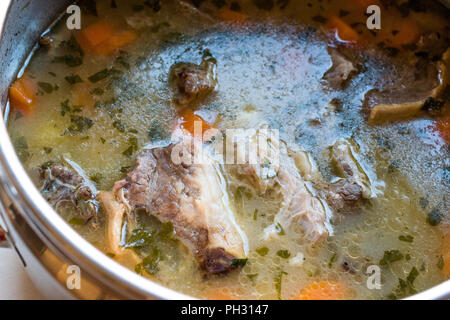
[0,0,448,300]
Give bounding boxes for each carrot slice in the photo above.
[217,9,248,23]
[204,289,236,300]
[177,109,213,137]
[76,20,116,52]
[94,30,138,56]
[295,281,348,300]
[327,16,359,43]
[9,75,36,115]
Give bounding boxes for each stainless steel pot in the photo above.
[0,0,448,300]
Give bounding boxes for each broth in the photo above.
[6,0,450,299]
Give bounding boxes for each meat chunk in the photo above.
[39,162,98,223]
[365,48,449,123]
[226,127,376,243]
[324,139,374,212]
[100,140,248,273]
[169,54,218,106]
[323,48,358,89]
[226,126,330,243]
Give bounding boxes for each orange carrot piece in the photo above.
[327,16,359,43]
[295,281,348,300]
[94,30,138,56]
[217,8,248,23]
[9,75,36,115]
[204,289,236,300]
[76,20,116,52]
[177,109,212,137]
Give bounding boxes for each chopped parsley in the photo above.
[256,247,269,256]
[274,270,287,300]
[65,74,83,85]
[231,258,248,267]
[65,115,93,135]
[398,235,414,243]
[68,217,86,226]
[275,223,285,236]
[276,250,291,259]
[379,250,404,266]
[38,82,54,94]
[88,68,122,83]
[253,208,258,221]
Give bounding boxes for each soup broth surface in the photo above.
[7,0,450,299]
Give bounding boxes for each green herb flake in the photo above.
[406,267,419,285]
[65,74,83,85]
[60,99,70,116]
[88,69,110,83]
[141,246,162,275]
[65,115,93,135]
[90,173,102,184]
[247,273,258,282]
[253,209,258,221]
[231,258,248,267]
[276,250,291,259]
[113,120,126,132]
[122,146,135,158]
[38,82,54,94]
[274,270,287,300]
[68,217,86,226]
[379,250,404,266]
[120,166,132,173]
[398,235,414,243]
[328,253,337,268]
[275,223,285,236]
[43,147,53,154]
[88,68,122,83]
[256,247,269,256]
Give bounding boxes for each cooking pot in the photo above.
[0,0,448,300]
